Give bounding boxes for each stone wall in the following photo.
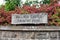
[0,31,60,40]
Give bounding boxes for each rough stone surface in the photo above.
[0,31,59,40]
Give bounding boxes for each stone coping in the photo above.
[0,26,60,31]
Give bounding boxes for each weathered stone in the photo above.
[49,32,58,39]
[34,32,49,39]
[0,31,59,40]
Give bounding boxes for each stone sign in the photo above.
[12,13,48,24]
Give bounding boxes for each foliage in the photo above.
[5,1,15,11]
[0,6,1,8]
[25,0,39,6]
[5,0,21,11]
[40,0,50,4]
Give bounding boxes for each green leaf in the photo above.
[41,0,50,4]
[5,0,21,11]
